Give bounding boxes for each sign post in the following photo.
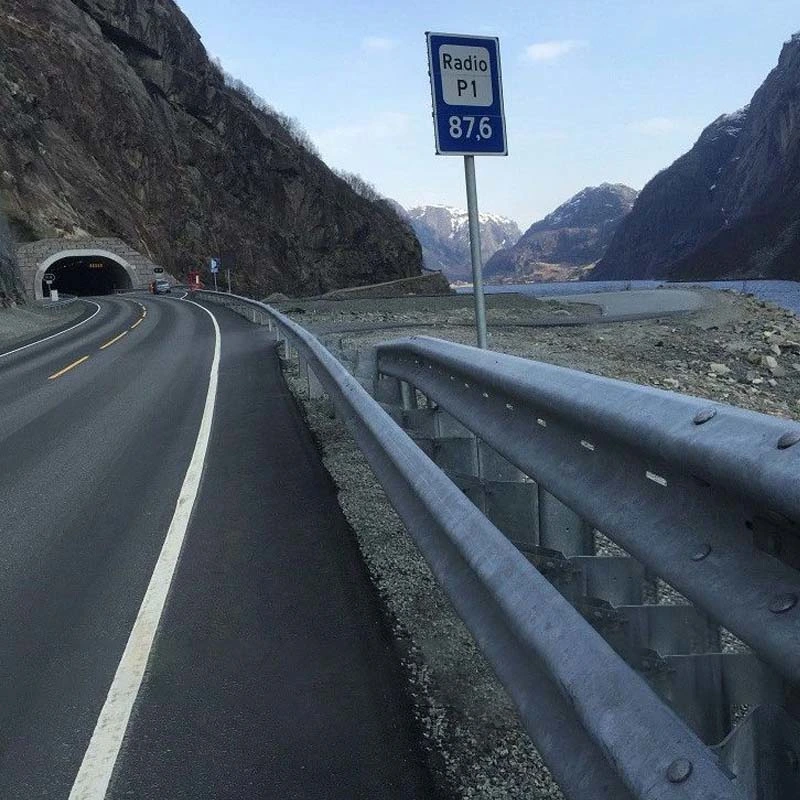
[43,273,56,301]
[426,32,507,349]
[210,257,219,293]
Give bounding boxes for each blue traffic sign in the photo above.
[210,257,219,274]
[426,32,507,156]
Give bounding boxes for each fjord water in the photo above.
[459,280,800,315]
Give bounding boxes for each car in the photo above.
[154,279,171,294]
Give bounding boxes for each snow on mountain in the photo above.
[402,205,522,281]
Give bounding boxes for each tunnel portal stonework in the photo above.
[15,238,162,299]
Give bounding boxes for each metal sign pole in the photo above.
[213,273,218,292]
[464,155,487,349]
[426,31,506,351]
[227,269,231,293]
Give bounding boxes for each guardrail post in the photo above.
[400,380,417,410]
[307,363,325,399]
[275,327,288,359]
[538,489,594,556]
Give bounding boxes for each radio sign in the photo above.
[426,32,507,156]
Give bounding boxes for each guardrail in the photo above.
[199,291,800,799]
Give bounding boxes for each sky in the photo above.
[175,0,798,229]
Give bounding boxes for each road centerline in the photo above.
[99,331,128,350]
[68,299,221,800]
[48,355,90,381]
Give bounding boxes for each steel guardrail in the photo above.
[375,337,800,688]
[199,291,755,799]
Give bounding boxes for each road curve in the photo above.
[0,294,435,799]
[0,295,214,798]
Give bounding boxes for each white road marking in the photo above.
[0,300,102,359]
[68,300,221,800]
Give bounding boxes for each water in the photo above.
[456,280,800,315]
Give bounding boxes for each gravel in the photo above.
[0,300,87,350]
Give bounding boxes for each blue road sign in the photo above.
[210,257,219,274]
[426,32,507,156]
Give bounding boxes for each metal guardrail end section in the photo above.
[199,294,780,799]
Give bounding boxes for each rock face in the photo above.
[594,33,800,281]
[484,184,637,282]
[0,0,421,295]
[400,205,521,282]
[0,207,22,306]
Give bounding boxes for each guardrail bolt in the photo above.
[769,593,798,614]
[667,758,693,783]
[692,543,712,561]
[777,431,800,450]
[693,408,716,425]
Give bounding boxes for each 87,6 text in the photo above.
[448,116,492,141]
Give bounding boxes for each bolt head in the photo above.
[692,543,712,561]
[667,758,693,783]
[693,408,716,425]
[769,593,798,614]
[777,431,800,450]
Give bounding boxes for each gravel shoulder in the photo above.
[280,287,798,799]
[0,300,90,352]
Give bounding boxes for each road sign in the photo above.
[43,273,55,283]
[426,32,507,156]
[154,267,164,274]
[210,258,219,274]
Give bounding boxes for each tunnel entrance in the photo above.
[42,254,134,297]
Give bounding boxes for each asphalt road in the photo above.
[549,287,709,317]
[0,294,434,799]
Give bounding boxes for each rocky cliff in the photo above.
[594,33,800,281]
[400,205,521,282]
[0,207,22,306]
[0,0,421,295]
[485,184,637,282]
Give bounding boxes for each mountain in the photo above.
[484,184,638,282]
[594,33,800,281]
[0,0,421,296]
[400,205,521,282]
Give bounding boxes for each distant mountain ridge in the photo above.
[398,205,521,282]
[485,183,638,282]
[594,32,800,281]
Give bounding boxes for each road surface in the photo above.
[0,294,436,799]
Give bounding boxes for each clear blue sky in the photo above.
[176,0,797,228]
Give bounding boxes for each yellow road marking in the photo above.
[100,331,128,350]
[130,318,143,330]
[48,355,90,380]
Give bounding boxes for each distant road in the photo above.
[0,295,433,798]
[549,287,709,318]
